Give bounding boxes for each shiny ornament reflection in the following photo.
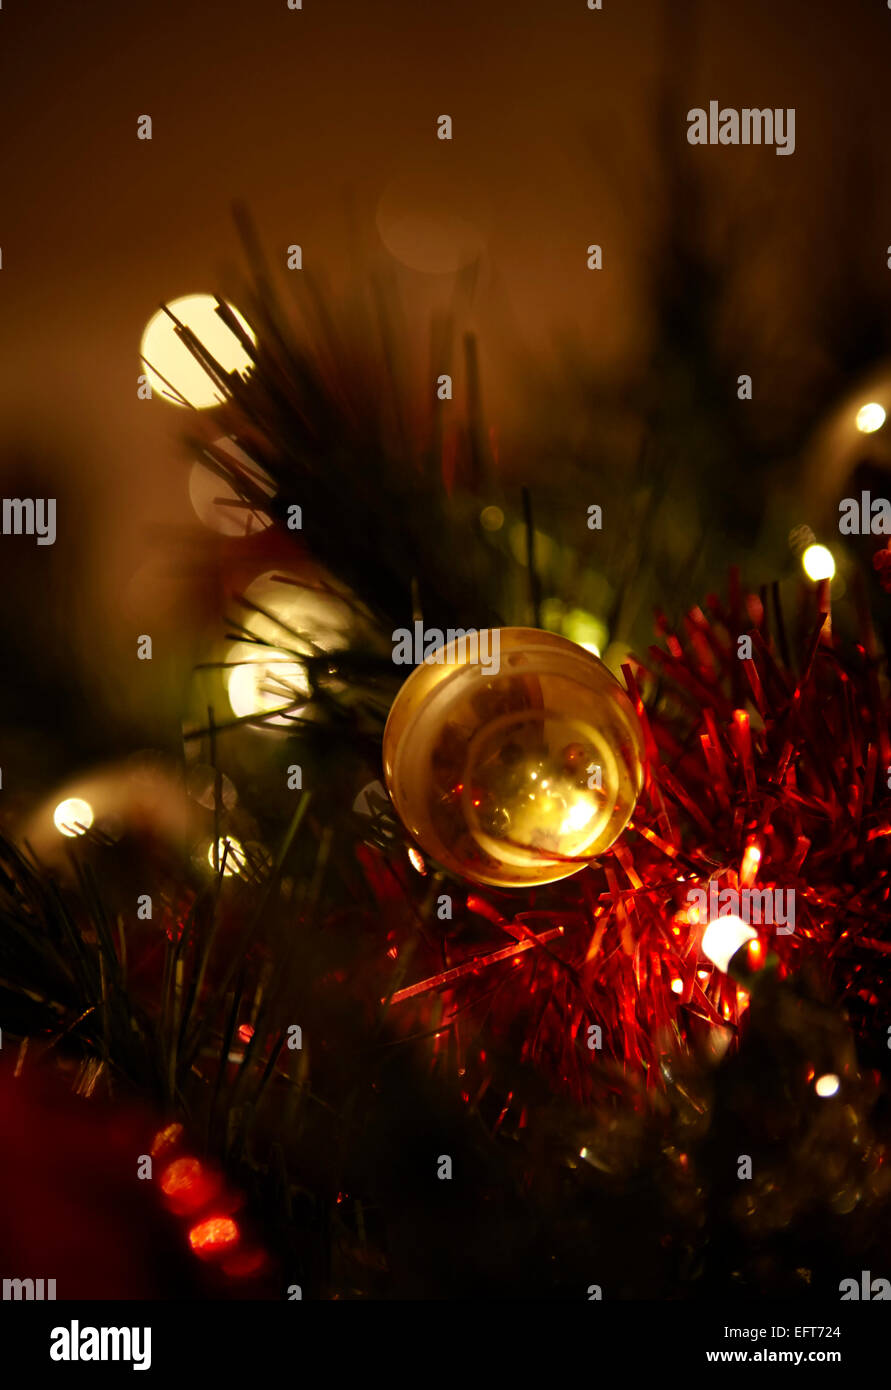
[383,627,645,887]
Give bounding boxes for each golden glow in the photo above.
[701,914,758,973]
[562,608,608,657]
[223,574,354,729]
[226,645,311,725]
[856,402,885,434]
[188,1215,240,1255]
[740,842,762,888]
[815,1072,840,1098]
[150,1123,184,1159]
[559,799,596,835]
[480,505,504,532]
[53,797,94,838]
[802,544,835,582]
[208,836,247,877]
[407,846,426,874]
[376,172,485,274]
[670,977,684,995]
[189,439,273,536]
[140,294,255,409]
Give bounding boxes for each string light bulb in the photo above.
[802,544,835,582]
[855,402,885,434]
[701,914,758,975]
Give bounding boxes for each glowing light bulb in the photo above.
[226,646,311,726]
[802,544,835,582]
[209,836,247,877]
[815,1072,840,1098]
[701,914,758,974]
[53,797,94,838]
[140,294,256,409]
[856,402,885,434]
[670,977,684,995]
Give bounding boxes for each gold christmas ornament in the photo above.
[382,627,645,887]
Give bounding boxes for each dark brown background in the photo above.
[1,0,890,763]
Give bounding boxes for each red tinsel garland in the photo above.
[372,575,891,1102]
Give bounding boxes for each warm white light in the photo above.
[670,977,684,995]
[560,799,595,835]
[189,439,274,536]
[856,402,885,434]
[802,544,835,582]
[226,644,312,726]
[701,914,758,974]
[53,797,94,838]
[223,574,355,728]
[140,294,256,409]
[815,1072,840,1098]
[208,836,247,877]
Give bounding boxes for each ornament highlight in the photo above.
[382,627,645,887]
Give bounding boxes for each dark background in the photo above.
[2,0,891,786]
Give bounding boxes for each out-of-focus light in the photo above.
[226,646,311,725]
[560,799,595,835]
[237,1023,255,1044]
[802,544,835,582]
[701,914,758,973]
[376,172,485,275]
[53,798,94,838]
[856,402,885,434]
[140,294,255,409]
[407,846,426,874]
[670,977,684,995]
[188,439,273,536]
[480,505,504,532]
[208,836,247,877]
[740,844,761,889]
[160,1157,220,1215]
[562,607,608,657]
[815,1072,840,1098]
[188,1215,240,1259]
[150,1123,183,1159]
